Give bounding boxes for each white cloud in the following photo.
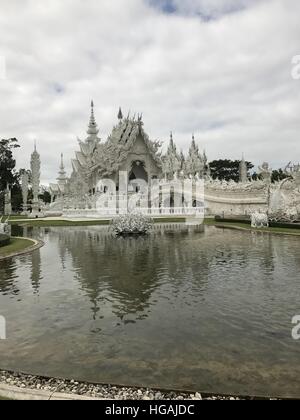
[0,0,299,183]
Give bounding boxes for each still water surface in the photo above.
[0,225,300,397]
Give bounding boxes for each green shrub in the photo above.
[0,234,10,247]
[215,216,251,225]
[269,222,300,230]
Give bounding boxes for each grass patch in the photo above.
[9,219,110,227]
[0,215,28,221]
[9,216,28,220]
[0,238,35,257]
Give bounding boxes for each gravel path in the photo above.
[0,370,246,400]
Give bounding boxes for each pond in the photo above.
[0,225,300,398]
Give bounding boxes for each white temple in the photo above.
[21,101,299,220]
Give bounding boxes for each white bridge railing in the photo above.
[63,207,205,218]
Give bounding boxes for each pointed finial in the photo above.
[87,100,99,136]
[90,100,95,123]
[118,107,123,121]
[59,153,65,173]
[170,131,173,141]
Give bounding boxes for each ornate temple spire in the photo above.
[32,140,39,158]
[185,136,205,177]
[191,134,197,151]
[87,100,99,138]
[60,153,64,170]
[162,132,181,177]
[30,142,41,206]
[57,153,67,187]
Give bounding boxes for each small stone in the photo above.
[155,392,162,400]
[195,392,202,400]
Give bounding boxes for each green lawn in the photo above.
[9,219,110,227]
[0,215,28,221]
[0,238,35,257]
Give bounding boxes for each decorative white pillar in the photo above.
[30,142,41,217]
[21,172,29,214]
[4,186,12,215]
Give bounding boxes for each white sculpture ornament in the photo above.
[258,162,272,184]
[0,223,10,235]
[0,223,6,234]
[251,212,269,229]
[0,215,10,236]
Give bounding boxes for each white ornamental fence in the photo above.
[63,207,205,218]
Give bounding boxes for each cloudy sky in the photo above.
[0,0,299,183]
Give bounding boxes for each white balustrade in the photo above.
[62,207,205,218]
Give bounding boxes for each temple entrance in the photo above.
[128,161,148,194]
[129,161,148,183]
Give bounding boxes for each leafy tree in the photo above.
[209,159,254,182]
[10,169,32,212]
[251,172,262,181]
[39,190,51,204]
[271,168,289,183]
[11,184,23,212]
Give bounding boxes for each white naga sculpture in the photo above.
[251,212,269,229]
